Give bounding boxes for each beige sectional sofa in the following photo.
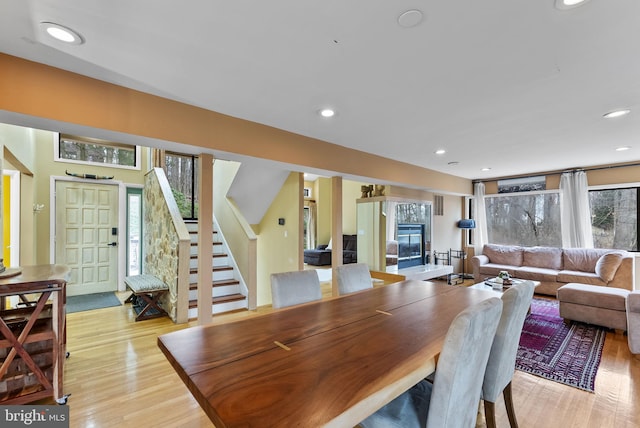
[471,244,634,296]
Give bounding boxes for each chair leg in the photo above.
[503,382,519,428]
[483,400,497,428]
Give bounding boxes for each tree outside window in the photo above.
[164,153,199,219]
[485,192,561,247]
[589,188,638,251]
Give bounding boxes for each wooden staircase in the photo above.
[185,221,248,318]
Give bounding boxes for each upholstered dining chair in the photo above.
[481,280,535,428]
[270,270,322,309]
[360,297,503,428]
[335,263,373,295]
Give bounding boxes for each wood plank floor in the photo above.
[43,284,640,428]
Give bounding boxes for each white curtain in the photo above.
[385,201,397,242]
[306,201,317,249]
[473,182,488,253]
[560,170,594,248]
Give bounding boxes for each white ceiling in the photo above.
[1,0,640,182]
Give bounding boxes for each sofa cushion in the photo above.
[562,248,609,272]
[478,264,518,278]
[557,283,629,311]
[595,252,624,282]
[557,270,606,286]
[483,244,523,266]
[514,266,559,283]
[522,247,562,270]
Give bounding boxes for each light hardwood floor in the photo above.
[46,284,640,428]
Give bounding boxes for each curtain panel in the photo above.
[560,170,594,248]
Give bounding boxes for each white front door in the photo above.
[55,180,119,296]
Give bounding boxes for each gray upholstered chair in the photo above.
[627,291,640,356]
[360,297,503,428]
[335,263,373,295]
[270,270,322,309]
[482,281,535,428]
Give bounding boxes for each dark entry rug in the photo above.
[67,292,122,313]
[515,298,606,392]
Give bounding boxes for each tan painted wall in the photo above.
[0,53,472,197]
[256,173,301,306]
[212,159,256,293]
[32,129,148,264]
[482,163,640,194]
[432,194,466,272]
[0,123,36,172]
[1,126,36,266]
[316,178,332,245]
[19,174,35,265]
[342,180,364,235]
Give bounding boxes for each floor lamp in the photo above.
[457,219,476,279]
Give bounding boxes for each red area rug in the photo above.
[515,298,606,392]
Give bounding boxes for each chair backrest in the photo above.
[426,297,503,428]
[482,281,535,402]
[270,270,322,309]
[335,263,373,295]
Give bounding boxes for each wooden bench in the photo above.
[124,275,169,321]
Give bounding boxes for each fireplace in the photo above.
[397,223,424,268]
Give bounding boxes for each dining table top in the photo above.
[158,279,495,428]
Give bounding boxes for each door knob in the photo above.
[108,242,117,247]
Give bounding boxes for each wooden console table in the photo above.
[0,264,70,404]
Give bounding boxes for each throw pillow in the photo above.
[326,238,332,250]
[595,252,624,283]
[483,244,523,266]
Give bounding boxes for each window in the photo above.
[126,188,143,276]
[56,134,140,169]
[589,187,638,251]
[164,152,199,219]
[303,207,310,249]
[485,191,561,247]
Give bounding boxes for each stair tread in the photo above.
[189,279,240,290]
[188,293,246,308]
[190,253,227,259]
[190,265,234,274]
[191,242,222,246]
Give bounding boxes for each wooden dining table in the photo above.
[158,279,495,428]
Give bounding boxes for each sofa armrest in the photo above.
[608,256,634,291]
[471,255,489,280]
[317,244,329,250]
[627,292,640,354]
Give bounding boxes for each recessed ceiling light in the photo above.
[319,108,335,118]
[616,146,631,151]
[481,167,492,172]
[435,149,446,155]
[603,109,631,119]
[40,22,84,45]
[398,10,424,28]
[555,0,590,10]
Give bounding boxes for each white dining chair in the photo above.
[335,263,373,295]
[482,281,535,428]
[270,270,322,309]
[360,297,503,428]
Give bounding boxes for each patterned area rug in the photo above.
[516,298,606,392]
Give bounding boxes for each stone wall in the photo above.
[143,169,188,322]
